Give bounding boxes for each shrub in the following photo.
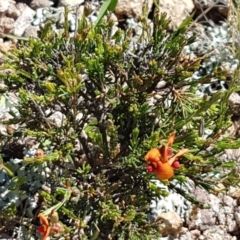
[0,7,239,240]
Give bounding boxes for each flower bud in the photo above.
[172,161,181,169]
[50,210,59,224]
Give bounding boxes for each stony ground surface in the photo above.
[1,0,240,240]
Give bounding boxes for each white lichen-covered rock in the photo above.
[114,0,153,20]
[158,0,195,30]
[13,4,36,36]
[219,148,240,169]
[58,0,84,7]
[149,180,193,222]
[30,0,53,9]
[0,92,19,137]
[31,6,77,32]
[0,156,48,217]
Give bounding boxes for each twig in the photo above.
[28,94,51,129]
[97,112,109,162]
[188,0,221,30]
[78,130,95,168]
[74,4,81,39]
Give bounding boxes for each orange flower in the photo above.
[145,133,188,180]
[144,148,161,162]
[37,212,62,240]
[37,213,51,240]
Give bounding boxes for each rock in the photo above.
[156,80,167,89]
[0,40,15,62]
[108,12,118,22]
[158,0,195,30]
[223,206,234,215]
[157,211,183,237]
[193,186,210,203]
[114,0,153,20]
[0,91,19,137]
[16,2,30,13]
[23,25,39,37]
[5,1,20,19]
[226,214,238,232]
[14,4,36,36]
[218,5,230,18]
[47,111,66,127]
[217,210,226,225]
[209,194,221,214]
[200,209,216,226]
[202,226,226,240]
[222,195,235,207]
[30,0,53,9]
[0,80,8,93]
[188,208,216,231]
[213,183,226,193]
[0,0,12,14]
[219,148,240,169]
[203,233,223,240]
[179,231,193,240]
[58,0,84,7]
[0,16,15,35]
[234,212,240,228]
[31,6,77,32]
[229,93,240,117]
[190,229,201,239]
[188,204,216,230]
[228,186,240,199]
[76,5,86,21]
[126,17,153,44]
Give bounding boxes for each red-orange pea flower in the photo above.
[144,133,188,180]
[37,213,51,240]
[37,211,61,240]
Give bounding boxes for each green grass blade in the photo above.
[94,0,118,27]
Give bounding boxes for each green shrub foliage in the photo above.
[0,11,239,239]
